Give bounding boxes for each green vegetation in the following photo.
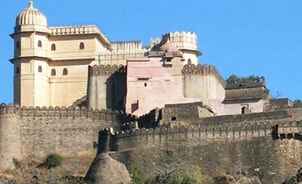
[131,165,146,184]
[282,176,297,184]
[226,74,265,89]
[131,165,212,184]
[44,154,63,169]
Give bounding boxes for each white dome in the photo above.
[16,1,47,27]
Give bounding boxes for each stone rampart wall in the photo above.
[113,110,302,152]
[0,105,122,170]
[88,65,127,111]
[197,110,292,126]
[182,64,226,114]
[112,120,302,183]
[114,123,272,152]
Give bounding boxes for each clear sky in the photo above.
[1,0,302,103]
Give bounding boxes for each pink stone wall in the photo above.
[223,99,267,115]
[126,58,199,116]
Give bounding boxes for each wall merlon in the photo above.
[0,104,20,114]
[182,64,226,86]
[50,25,100,36]
[89,64,126,76]
[0,104,120,121]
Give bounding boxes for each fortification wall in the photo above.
[161,102,214,126]
[114,123,273,152]
[88,65,127,111]
[112,120,302,183]
[110,110,301,153]
[0,107,21,170]
[182,64,226,115]
[0,105,122,170]
[116,136,301,184]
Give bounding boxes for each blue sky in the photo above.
[1,0,302,103]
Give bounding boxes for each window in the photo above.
[38,40,42,48]
[16,41,20,49]
[171,117,177,121]
[188,59,192,65]
[63,68,68,75]
[51,69,56,76]
[79,42,85,50]
[241,107,246,114]
[51,44,56,51]
[16,67,20,74]
[144,83,147,87]
[38,66,42,73]
[131,100,139,113]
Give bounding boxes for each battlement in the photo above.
[182,64,226,86]
[49,25,111,48]
[109,122,276,153]
[89,64,126,76]
[111,41,144,52]
[114,124,272,138]
[0,104,121,121]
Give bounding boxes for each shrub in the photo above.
[130,165,146,184]
[168,174,198,184]
[226,74,265,89]
[44,154,63,169]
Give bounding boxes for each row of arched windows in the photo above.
[15,66,69,76]
[15,40,86,50]
[51,68,68,76]
[51,42,85,51]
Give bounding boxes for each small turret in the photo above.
[152,32,201,65]
[11,0,50,107]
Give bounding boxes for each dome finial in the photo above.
[28,0,34,9]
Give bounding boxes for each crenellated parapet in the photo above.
[0,104,122,121]
[89,64,127,76]
[0,104,20,115]
[182,64,226,86]
[49,25,111,49]
[111,41,145,53]
[114,120,286,140]
[110,122,277,152]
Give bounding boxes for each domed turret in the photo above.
[15,0,48,32]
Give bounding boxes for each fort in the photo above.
[1,1,302,183]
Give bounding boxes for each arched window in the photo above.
[51,69,56,76]
[79,42,85,50]
[144,82,147,87]
[51,44,56,51]
[38,40,42,48]
[38,65,42,73]
[241,107,246,114]
[63,68,68,75]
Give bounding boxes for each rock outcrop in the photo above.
[85,153,131,184]
[85,128,131,184]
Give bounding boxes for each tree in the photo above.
[44,154,63,169]
[226,74,265,89]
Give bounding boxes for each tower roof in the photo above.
[16,0,47,28]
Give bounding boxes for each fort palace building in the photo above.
[1,1,302,176]
[11,1,279,116]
